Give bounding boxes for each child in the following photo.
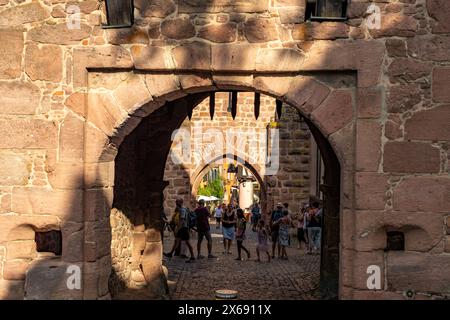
[235,209,250,260]
[256,220,271,262]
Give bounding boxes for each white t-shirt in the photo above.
[214,208,223,218]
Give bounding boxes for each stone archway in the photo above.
[89,73,350,299]
[68,33,389,301]
[190,153,268,212]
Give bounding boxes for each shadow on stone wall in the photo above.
[108,93,208,299]
[2,175,89,300]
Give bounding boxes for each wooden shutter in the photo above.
[316,0,346,18]
[105,0,134,27]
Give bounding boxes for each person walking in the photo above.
[275,210,291,260]
[195,199,216,259]
[283,203,291,217]
[214,204,223,229]
[256,220,271,262]
[282,203,292,246]
[307,202,322,255]
[303,204,310,248]
[296,207,308,251]
[160,207,170,244]
[250,202,261,232]
[222,204,236,254]
[235,208,250,261]
[270,203,284,258]
[163,198,195,262]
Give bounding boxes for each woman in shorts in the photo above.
[222,204,236,254]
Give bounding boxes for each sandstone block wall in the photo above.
[266,105,312,213]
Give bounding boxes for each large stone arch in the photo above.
[86,72,352,299]
[93,73,353,165]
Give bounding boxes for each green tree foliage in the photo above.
[198,177,224,199]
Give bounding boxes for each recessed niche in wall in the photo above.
[385,231,405,251]
[35,230,62,256]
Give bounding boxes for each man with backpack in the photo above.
[164,198,195,263]
[187,207,197,232]
[195,199,216,259]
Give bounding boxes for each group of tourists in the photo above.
[270,201,323,258]
[213,202,259,259]
[163,198,215,262]
[295,202,323,255]
[162,197,322,263]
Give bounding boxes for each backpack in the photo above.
[188,209,197,230]
[314,213,321,225]
[170,208,180,230]
[309,212,321,226]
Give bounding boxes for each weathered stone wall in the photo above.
[108,208,133,297]
[266,106,311,213]
[0,0,448,300]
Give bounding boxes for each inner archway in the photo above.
[191,154,267,213]
[108,83,342,300]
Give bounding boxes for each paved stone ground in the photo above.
[162,220,321,300]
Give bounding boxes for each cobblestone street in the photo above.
[163,221,321,300]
